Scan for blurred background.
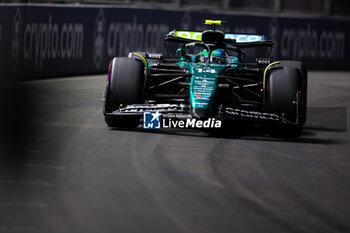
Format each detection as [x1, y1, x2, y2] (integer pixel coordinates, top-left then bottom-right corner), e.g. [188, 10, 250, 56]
[0, 0, 349, 81]
[1, 0, 350, 16]
[0, 1, 349, 233]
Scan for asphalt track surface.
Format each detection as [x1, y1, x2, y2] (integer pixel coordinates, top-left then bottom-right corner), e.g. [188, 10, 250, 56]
[0, 71, 349, 233]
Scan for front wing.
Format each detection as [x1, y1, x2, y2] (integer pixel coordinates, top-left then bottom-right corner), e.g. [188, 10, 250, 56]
[104, 103, 299, 126]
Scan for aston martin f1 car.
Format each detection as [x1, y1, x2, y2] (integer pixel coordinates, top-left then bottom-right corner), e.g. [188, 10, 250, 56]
[103, 20, 307, 137]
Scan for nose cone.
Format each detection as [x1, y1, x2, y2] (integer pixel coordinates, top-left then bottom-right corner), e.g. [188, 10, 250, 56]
[191, 108, 208, 119]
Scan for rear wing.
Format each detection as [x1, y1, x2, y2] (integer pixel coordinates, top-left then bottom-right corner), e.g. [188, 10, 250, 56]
[164, 30, 274, 48]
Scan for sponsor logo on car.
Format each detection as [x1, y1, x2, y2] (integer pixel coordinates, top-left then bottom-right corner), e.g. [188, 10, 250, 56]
[256, 58, 273, 65]
[225, 34, 264, 43]
[225, 107, 280, 121]
[175, 31, 265, 43]
[194, 94, 209, 99]
[146, 53, 163, 59]
[197, 68, 216, 73]
[176, 31, 202, 41]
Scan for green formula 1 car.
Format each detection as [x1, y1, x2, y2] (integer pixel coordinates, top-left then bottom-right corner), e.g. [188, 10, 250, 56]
[103, 20, 307, 137]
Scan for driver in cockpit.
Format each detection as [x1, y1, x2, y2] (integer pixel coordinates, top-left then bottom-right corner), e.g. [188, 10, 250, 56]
[199, 49, 227, 64]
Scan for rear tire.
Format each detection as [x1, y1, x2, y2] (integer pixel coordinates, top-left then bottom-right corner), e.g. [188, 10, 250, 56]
[104, 57, 145, 127]
[266, 61, 307, 137]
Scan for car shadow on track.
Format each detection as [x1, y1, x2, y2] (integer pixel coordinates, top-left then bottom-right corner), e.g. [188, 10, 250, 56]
[108, 123, 342, 145]
[108, 107, 347, 145]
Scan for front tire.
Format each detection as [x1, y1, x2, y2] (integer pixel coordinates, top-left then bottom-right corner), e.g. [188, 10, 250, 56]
[265, 61, 307, 137]
[104, 57, 145, 127]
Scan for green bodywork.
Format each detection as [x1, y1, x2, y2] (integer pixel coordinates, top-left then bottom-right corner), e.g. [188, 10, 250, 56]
[162, 29, 258, 111]
[174, 43, 242, 110]
[188, 63, 226, 109]
[177, 60, 239, 110]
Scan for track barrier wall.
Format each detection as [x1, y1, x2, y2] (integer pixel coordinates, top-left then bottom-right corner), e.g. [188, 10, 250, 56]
[0, 5, 349, 79]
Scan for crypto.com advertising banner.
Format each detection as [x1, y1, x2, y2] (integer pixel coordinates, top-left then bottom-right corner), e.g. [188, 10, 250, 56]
[0, 5, 349, 80]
